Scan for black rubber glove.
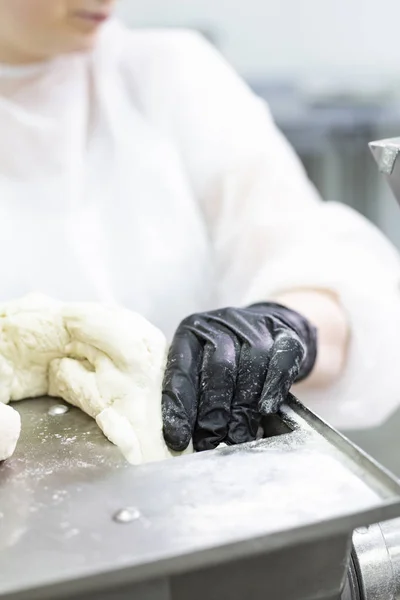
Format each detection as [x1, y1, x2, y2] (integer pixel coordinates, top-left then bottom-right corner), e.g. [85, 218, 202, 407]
[162, 303, 317, 453]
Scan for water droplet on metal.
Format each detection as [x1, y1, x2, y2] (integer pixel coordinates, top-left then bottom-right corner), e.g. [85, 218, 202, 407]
[48, 405, 69, 416]
[113, 507, 141, 523]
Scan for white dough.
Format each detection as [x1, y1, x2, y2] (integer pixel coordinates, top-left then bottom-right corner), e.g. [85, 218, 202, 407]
[0, 402, 21, 461]
[0, 294, 193, 464]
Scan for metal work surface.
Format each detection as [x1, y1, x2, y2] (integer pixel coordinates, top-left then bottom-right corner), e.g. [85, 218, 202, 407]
[1, 397, 400, 600]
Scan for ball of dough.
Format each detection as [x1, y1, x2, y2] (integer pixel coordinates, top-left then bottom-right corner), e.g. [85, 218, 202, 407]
[0, 294, 193, 464]
[0, 402, 21, 461]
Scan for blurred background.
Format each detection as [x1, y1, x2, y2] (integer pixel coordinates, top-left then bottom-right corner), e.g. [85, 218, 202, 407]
[117, 0, 400, 250]
[115, 0, 400, 471]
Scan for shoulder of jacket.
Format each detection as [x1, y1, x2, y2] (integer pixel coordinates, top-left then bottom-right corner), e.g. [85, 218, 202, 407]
[122, 26, 208, 56]
[96, 22, 216, 101]
[98, 20, 208, 62]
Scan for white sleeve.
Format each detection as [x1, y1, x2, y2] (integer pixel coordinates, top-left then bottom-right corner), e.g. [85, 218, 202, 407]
[125, 29, 400, 429]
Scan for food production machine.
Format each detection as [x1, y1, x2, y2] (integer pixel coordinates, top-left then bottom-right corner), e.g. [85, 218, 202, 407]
[0, 395, 399, 600]
[1, 139, 400, 600]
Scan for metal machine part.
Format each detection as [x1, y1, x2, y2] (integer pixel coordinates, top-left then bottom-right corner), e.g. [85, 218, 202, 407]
[2, 397, 400, 600]
[370, 137, 400, 204]
[349, 519, 400, 600]
[341, 558, 360, 600]
[340, 137, 400, 600]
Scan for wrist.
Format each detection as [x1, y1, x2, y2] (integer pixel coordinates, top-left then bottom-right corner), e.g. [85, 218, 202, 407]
[271, 288, 350, 389]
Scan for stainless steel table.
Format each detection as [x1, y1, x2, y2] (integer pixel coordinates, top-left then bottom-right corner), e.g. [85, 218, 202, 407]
[1, 396, 400, 600]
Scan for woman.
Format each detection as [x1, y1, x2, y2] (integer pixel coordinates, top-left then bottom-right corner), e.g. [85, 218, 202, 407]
[0, 0, 399, 452]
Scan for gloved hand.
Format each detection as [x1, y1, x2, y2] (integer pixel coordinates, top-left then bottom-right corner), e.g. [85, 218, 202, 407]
[162, 303, 317, 452]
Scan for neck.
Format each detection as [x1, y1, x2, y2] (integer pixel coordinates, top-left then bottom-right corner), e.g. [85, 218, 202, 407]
[0, 41, 45, 66]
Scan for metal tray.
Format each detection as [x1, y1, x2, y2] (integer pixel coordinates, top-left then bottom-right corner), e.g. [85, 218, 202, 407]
[1, 395, 400, 600]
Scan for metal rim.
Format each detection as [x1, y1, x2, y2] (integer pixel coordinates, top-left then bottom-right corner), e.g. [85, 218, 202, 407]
[352, 524, 395, 600]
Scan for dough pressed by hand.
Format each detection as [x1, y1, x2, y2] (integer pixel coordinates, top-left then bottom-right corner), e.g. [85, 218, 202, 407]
[0, 294, 192, 464]
[0, 402, 21, 461]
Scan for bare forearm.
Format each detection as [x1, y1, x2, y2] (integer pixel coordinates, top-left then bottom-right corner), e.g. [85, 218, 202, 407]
[272, 289, 350, 389]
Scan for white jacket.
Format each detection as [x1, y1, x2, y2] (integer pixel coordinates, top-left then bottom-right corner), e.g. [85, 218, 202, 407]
[0, 20, 399, 430]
